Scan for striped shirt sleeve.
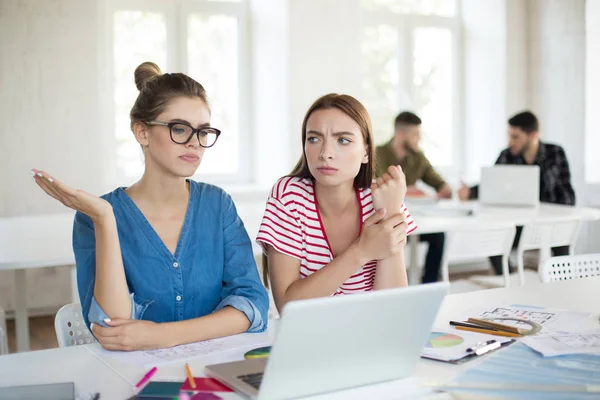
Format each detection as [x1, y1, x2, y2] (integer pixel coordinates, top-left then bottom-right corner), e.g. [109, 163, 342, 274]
[256, 196, 303, 260]
[402, 203, 418, 235]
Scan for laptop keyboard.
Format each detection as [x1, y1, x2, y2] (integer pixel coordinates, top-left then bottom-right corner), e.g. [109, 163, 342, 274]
[238, 372, 263, 390]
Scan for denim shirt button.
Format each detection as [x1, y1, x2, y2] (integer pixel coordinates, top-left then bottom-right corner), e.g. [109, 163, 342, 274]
[173, 262, 179, 268]
[176, 295, 182, 301]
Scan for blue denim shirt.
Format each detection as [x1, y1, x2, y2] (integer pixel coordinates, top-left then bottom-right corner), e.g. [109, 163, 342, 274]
[73, 180, 268, 334]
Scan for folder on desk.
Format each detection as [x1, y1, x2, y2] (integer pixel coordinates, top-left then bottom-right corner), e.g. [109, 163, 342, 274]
[440, 343, 600, 399]
[421, 329, 514, 364]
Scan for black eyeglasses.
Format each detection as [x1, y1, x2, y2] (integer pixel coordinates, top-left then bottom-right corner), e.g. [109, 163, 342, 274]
[145, 120, 221, 148]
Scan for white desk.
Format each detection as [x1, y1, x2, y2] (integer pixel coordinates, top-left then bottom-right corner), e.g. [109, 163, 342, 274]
[1, 277, 598, 399]
[0, 213, 76, 352]
[405, 201, 600, 284]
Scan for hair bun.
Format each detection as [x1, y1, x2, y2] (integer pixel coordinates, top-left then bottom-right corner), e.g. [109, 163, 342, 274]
[134, 62, 162, 91]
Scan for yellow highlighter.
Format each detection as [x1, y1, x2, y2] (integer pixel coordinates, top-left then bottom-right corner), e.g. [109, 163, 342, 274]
[185, 363, 196, 389]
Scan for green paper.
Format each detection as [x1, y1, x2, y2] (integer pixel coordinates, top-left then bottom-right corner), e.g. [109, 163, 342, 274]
[138, 381, 184, 397]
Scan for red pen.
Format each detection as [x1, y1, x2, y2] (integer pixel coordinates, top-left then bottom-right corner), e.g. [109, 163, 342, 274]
[135, 366, 158, 391]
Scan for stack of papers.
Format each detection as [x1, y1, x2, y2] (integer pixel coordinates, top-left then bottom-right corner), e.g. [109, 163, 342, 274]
[457, 304, 600, 359]
[521, 331, 600, 357]
[471, 305, 591, 336]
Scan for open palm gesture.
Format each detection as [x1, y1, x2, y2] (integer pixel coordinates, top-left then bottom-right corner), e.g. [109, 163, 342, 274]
[32, 169, 113, 222]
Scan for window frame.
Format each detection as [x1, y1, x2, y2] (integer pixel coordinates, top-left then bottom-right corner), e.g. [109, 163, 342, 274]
[360, 3, 463, 179]
[100, 0, 252, 188]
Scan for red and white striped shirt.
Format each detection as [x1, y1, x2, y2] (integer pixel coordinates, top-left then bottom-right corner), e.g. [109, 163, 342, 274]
[256, 176, 417, 295]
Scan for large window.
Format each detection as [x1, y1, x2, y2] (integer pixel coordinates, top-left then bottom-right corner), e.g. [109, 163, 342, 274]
[106, 0, 250, 185]
[360, 0, 460, 170]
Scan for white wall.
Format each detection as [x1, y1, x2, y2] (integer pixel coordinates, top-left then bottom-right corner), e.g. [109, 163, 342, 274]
[0, 0, 103, 314]
[288, 0, 363, 164]
[585, 0, 600, 252]
[461, 0, 510, 183]
[250, 0, 292, 187]
[526, 0, 596, 253]
[528, 0, 586, 198]
[505, 0, 529, 114]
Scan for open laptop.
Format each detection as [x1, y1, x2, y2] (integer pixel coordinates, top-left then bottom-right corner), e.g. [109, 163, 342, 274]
[205, 282, 449, 400]
[480, 165, 540, 207]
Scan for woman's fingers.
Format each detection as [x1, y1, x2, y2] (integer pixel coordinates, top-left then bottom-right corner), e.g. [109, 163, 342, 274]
[382, 213, 405, 230]
[32, 169, 86, 210]
[388, 165, 402, 180]
[364, 208, 386, 228]
[49, 176, 80, 198]
[99, 342, 128, 351]
[91, 323, 121, 338]
[393, 222, 408, 239]
[33, 173, 67, 204]
[34, 170, 77, 198]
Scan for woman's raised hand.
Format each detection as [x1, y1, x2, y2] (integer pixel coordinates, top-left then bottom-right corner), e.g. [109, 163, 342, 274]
[31, 169, 113, 222]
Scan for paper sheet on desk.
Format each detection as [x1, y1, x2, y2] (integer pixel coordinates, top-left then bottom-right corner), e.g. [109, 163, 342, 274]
[470, 305, 590, 336]
[421, 328, 513, 363]
[521, 330, 600, 357]
[93, 334, 272, 368]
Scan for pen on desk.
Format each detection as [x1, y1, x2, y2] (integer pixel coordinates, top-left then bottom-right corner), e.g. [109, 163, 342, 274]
[467, 318, 522, 334]
[455, 326, 521, 338]
[466, 339, 496, 352]
[185, 363, 197, 389]
[450, 321, 502, 331]
[134, 366, 157, 391]
[466, 340, 501, 355]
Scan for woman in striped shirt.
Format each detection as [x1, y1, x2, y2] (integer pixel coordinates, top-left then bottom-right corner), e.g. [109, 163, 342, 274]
[257, 93, 417, 312]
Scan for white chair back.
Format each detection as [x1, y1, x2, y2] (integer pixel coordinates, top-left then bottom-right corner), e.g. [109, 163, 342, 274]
[539, 253, 600, 283]
[54, 303, 97, 347]
[516, 219, 580, 285]
[442, 225, 517, 287]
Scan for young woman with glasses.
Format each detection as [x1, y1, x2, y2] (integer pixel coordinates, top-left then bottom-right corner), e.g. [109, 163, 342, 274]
[32, 62, 268, 351]
[256, 94, 417, 313]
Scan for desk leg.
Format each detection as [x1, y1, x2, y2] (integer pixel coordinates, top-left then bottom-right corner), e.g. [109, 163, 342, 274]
[14, 269, 30, 352]
[409, 235, 420, 285]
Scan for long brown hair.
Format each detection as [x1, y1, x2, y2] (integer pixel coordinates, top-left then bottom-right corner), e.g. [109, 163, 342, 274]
[262, 94, 378, 288]
[129, 61, 209, 130]
[288, 93, 377, 189]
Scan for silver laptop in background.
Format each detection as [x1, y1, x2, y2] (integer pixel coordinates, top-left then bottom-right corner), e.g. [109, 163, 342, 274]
[205, 282, 449, 400]
[480, 165, 540, 207]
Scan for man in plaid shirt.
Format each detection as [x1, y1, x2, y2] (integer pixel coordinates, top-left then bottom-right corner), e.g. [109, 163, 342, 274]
[458, 111, 576, 275]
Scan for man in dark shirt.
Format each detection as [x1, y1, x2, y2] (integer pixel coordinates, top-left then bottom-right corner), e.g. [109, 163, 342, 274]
[376, 112, 452, 283]
[458, 111, 576, 274]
